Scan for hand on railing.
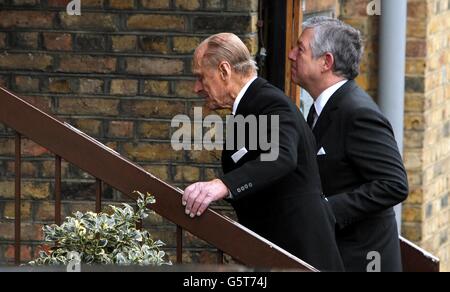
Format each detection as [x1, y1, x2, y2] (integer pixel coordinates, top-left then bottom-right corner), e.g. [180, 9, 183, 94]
[182, 179, 229, 218]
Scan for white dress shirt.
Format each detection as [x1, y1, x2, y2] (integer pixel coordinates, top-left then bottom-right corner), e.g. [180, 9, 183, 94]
[232, 76, 258, 115]
[310, 80, 348, 128]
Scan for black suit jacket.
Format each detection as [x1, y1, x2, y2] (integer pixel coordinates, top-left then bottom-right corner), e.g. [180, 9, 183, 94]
[220, 78, 344, 271]
[311, 80, 409, 272]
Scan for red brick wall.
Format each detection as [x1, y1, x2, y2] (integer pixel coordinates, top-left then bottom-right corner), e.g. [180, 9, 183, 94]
[0, 0, 257, 265]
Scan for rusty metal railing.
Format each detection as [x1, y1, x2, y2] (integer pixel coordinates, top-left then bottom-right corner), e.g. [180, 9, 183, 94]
[0, 87, 317, 271]
[401, 237, 440, 272]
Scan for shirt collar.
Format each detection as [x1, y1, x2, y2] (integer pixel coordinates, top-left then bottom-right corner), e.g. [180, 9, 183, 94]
[232, 76, 258, 115]
[314, 79, 348, 117]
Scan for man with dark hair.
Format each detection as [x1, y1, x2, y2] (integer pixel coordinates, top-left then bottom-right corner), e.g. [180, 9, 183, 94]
[289, 17, 409, 272]
[182, 33, 344, 271]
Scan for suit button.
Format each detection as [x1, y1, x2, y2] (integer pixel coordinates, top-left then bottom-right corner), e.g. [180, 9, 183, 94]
[237, 189, 241, 193]
[249, 183, 253, 188]
[244, 184, 249, 189]
[241, 187, 245, 192]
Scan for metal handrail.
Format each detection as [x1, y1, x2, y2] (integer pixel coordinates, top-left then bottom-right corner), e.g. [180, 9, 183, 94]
[0, 87, 316, 271]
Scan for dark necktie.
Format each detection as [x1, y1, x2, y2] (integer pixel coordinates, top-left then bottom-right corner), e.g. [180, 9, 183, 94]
[307, 105, 317, 129]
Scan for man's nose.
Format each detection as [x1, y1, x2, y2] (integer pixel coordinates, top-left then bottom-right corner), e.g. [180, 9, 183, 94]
[194, 80, 203, 93]
[288, 49, 296, 61]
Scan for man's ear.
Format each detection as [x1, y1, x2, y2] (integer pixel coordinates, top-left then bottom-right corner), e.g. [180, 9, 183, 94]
[219, 62, 231, 80]
[322, 53, 335, 72]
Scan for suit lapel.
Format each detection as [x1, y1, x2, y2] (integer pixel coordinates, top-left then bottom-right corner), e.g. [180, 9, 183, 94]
[313, 80, 356, 146]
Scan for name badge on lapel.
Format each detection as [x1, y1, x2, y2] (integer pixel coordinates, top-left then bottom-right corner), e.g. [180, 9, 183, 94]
[232, 147, 249, 163]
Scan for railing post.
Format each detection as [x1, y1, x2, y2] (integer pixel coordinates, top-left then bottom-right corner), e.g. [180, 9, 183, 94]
[95, 179, 102, 213]
[14, 132, 21, 265]
[177, 225, 183, 264]
[55, 156, 62, 225]
[217, 250, 224, 265]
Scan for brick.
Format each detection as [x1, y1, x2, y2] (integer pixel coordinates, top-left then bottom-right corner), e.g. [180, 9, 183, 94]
[143, 80, 170, 96]
[63, 202, 96, 218]
[12, 0, 39, 5]
[0, 223, 14, 241]
[5, 244, 33, 262]
[193, 15, 256, 34]
[59, 12, 119, 31]
[48, 78, 73, 93]
[0, 181, 14, 199]
[125, 57, 184, 75]
[22, 139, 50, 157]
[403, 204, 423, 222]
[0, 75, 8, 88]
[75, 34, 106, 51]
[21, 96, 52, 113]
[139, 36, 168, 53]
[111, 35, 137, 52]
[43, 33, 72, 51]
[402, 222, 422, 242]
[174, 165, 200, 183]
[121, 99, 185, 119]
[173, 36, 201, 54]
[227, 0, 258, 12]
[108, 121, 134, 138]
[127, 14, 186, 31]
[79, 79, 104, 94]
[187, 150, 221, 164]
[80, 0, 104, 7]
[407, 40, 427, 58]
[175, 0, 201, 10]
[0, 32, 6, 48]
[183, 231, 211, 248]
[3, 201, 32, 221]
[0, 11, 54, 28]
[404, 130, 424, 148]
[58, 98, 119, 115]
[6, 161, 38, 178]
[123, 143, 183, 161]
[15, 32, 39, 49]
[35, 202, 55, 221]
[404, 149, 423, 169]
[406, 76, 425, 93]
[22, 223, 45, 241]
[340, 0, 370, 17]
[138, 122, 171, 140]
[110, 0, 134, 9]
[406, 59, 426, 75]
[407, 19, 427, 39]
[58, 55, 116, 73]
[47, 0, 68, 6]
[142, 165, 169, 181]
[110, 79, 138, 96]
[407, 1, 428, 19]
[140, 0, 170, 9]
[23, 182, 50, 200]
[205, 168, 220, 181]
[0, 53, 53, 71]
[74, 119, 103, 136]
[205, 0, 223, 10]
[174, 80, 197, 98]
[42, 160, 69, 178]
[243, 36, 259, 56]
[14, 76, 39, 92]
